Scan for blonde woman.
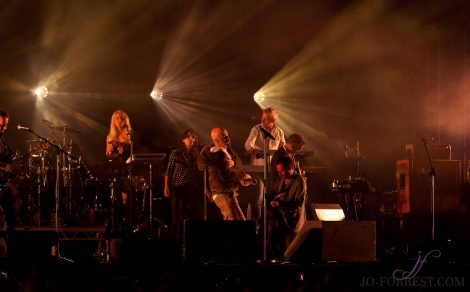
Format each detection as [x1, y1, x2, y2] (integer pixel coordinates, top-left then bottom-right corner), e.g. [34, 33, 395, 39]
[106, 110, 132, 159]
[105, 110, 133, 222]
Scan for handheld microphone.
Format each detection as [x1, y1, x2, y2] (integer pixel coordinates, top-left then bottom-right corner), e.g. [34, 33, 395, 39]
[17, 125, 31, 131]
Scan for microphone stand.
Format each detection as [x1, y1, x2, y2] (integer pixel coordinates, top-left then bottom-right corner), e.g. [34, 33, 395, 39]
[420, 137, 442, 240]
[23, 127, 76, 262]
[259, 127, 274, 262]
[203, 168, 207, 220]
[128, 130, 134, 228]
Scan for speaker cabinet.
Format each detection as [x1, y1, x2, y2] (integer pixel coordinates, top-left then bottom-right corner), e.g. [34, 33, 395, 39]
[396, 159, 461, 213]
[284, 221, 322, 263]
[322, 221, 376, 262]
[284, 221, 376, 263]
[9, 231, 58, 261]
[119, 238, 180, 265]
[184, 220, 256, 263]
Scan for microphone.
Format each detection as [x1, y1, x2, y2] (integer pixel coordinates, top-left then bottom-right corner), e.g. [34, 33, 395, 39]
[259, 126, 275, 140]
[17, 125, 31, 131]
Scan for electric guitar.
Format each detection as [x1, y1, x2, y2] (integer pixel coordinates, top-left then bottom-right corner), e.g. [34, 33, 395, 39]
[0, 142, 49, 187]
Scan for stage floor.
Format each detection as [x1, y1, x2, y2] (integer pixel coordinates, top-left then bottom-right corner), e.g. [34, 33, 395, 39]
[2, 217, 470, 291]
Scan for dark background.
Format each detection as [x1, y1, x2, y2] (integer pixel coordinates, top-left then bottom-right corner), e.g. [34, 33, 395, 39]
[1, 0, 469, 192]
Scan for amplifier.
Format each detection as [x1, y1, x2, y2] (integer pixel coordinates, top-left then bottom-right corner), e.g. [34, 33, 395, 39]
[406, 144, 451, 160]
[396, 159, 461, 213]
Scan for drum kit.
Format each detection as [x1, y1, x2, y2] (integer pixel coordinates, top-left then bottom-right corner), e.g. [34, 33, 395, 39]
[16, 122, 85, 226]
[16, 121, 167, 232]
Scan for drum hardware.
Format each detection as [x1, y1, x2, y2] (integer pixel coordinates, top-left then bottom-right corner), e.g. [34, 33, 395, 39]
[127, 153, 166, 234]
[52, 124, 81, 134]
[48, 122, 82, 223]
[18, 126, 78, 232]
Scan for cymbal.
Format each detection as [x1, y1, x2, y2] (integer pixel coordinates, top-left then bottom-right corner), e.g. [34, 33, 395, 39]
[25, 139, 44, 143]
[25, 138, 57, 144]
[52, 124, 81, 134]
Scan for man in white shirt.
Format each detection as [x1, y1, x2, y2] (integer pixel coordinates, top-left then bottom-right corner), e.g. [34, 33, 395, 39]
[244, 107, 285, 228]
[244, 107, 285, 166]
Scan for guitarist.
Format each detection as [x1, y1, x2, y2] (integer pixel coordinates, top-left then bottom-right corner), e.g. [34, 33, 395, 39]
[0, 110, 16, 252]
[268, 156, 307, 261]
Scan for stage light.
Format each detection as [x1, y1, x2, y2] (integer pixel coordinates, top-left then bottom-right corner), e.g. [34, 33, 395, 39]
[35, 86, 49, 99]
[150, 89, 163, 100]
[254, 92, 265, 103]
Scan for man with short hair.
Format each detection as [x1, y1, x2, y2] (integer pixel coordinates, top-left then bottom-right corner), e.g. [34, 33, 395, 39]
[268, 156, 307, 260]
[244, 107, 285, 226]
[269, 133, 306, 192]
[198, 128, 246, 220]
[0, 110, 17, 255]
[244, 107, 285, 166]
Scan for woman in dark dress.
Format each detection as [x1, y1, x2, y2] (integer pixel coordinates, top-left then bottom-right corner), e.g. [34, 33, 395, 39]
[105, 110, 133, 227]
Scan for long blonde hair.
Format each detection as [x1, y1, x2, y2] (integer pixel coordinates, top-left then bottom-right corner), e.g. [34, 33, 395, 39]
[107, 110, 132, 142]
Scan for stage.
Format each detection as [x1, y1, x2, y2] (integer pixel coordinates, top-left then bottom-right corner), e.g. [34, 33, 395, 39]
[2, 213, 470, 291]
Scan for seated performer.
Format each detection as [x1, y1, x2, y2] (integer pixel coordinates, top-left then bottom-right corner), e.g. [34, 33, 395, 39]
[163, 129, 202, 239]
[268, 156, 307, 260]
[198, 128, 246, 220]
[270, 133, 306, 191]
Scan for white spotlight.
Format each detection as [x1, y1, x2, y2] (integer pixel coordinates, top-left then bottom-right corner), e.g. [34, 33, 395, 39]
[150, 89, 163, 100]
[35, 86, 48, 99]
[254, 92, 265, 103]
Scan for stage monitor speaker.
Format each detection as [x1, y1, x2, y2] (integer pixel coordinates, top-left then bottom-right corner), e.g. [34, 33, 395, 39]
[284, 221, 376, 263]
[396, 159, 461, 213]
[322, 221, 376, 262]
[284, 221, 322, 263]
[184, 220, 256, 263]
[9, 231, 58, 261]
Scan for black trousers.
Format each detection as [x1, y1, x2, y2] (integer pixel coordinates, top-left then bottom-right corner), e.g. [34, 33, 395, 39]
[267, 211, 295, 260]
[171, 184, 202, 239]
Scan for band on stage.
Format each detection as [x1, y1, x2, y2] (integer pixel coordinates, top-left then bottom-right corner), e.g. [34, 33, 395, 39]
[0, 107, 314, 261]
